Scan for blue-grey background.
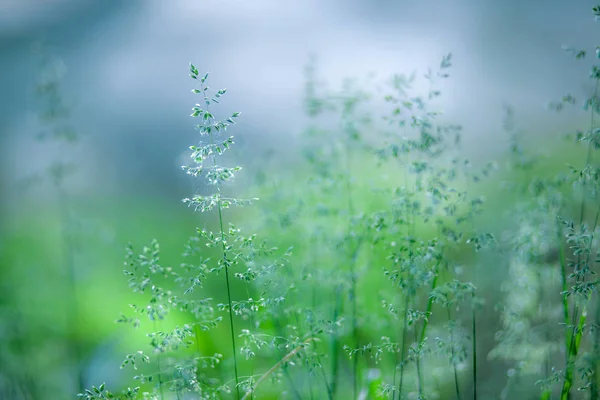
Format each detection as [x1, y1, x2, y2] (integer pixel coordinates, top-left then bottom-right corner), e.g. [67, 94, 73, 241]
[1, 0, 597, 203]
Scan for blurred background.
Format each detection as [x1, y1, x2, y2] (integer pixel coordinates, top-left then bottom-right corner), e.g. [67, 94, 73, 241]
[1, 0, 600, 399]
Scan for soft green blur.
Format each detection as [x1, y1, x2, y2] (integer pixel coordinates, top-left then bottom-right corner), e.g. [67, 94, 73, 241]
[0, 130, 591, 398]
[2, 2, 600, 398]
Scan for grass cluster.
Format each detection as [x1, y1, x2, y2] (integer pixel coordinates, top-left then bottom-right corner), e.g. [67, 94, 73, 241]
[3, 5, 600, 400]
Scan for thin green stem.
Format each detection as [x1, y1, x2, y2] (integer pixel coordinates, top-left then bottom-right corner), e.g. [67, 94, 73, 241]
[274, 320, 302, 400]
[405, 263, 438, 399]
[471, 292, 477, 400]
[391, 355, 398, 400]
[201, 82, 241, 399]
[561, 307, 587, 400]
[350, 245, 361, 399]
[218, 202, 240, 399]
[308, 255, 333, 400]
[561, 208, 600, 399]
[557, 220, 570, 357]
[414, 327, 423, 397]
[397, 295, 410, 399]
[345, 131, 360, 399]
[589, 209, 600, 400]
[317, 353, 334, 400]
[204, 101, 241, 397]
[561, 78, 599, 400]
[194, 323, 203, 358]
[591, 298, 600, 400]
[464, 172, 478, 400]
[447, 306, 461, 400]
[241, 338, 316, 400]
[245, 286, 257, 400]
[539, 270, 553, 400]
[419, 265, 439, 344]
[329, 284, 342, 398]
[154, 321, 165, 400]
[278, 348, 303, 400]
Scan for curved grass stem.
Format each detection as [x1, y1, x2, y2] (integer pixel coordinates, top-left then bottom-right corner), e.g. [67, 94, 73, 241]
[241, 338, 316, 400]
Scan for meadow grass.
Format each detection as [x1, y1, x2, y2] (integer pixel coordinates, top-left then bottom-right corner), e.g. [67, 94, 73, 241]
[80, 21, 600, 397]
[3, 5, 600, 400]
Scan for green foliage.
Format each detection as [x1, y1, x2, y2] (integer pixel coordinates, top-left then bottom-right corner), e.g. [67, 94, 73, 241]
[5, 5, 600, 400]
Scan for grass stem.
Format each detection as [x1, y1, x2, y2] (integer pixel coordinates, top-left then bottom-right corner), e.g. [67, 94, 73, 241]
[218, 202, 240, 399]
[329, 284, 343, 398]
[471, 292, 477, 400]
[560, 78, 599, 399]
[241, 338, 316, 400]
[447, 306, 461, 400]
[397, 295, 410, 398]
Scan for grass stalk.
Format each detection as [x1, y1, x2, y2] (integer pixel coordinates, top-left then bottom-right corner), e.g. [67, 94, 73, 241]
[153, 321, 165, 400]
[349, 244, 362, 399]
[241, 338, 316, 400]
[329, 284, 342, 398]
[199, 79, 241, 398]
[414, 328, 423, 397]
[540, 270, 553, 400]
[392, 354, 398, 400]
[413, 263, 440, 398]
[561, 206, 600, 399]
[471, 292, 477, 400]
[561, 306, 587, 400]
[464, 179, 478, 400]
[560, 78, 599, 400]
[397, 295, 410, 398]
[447, 306, 461, 400]
[344, 131, 361, 399]
[308, 266, 334, 400]
[351, 270, 359, 399]
[556, 220, 570, 357]
[217, 202, 240, 399]
[274, 319, 303, 400]
[317, 353, 334, 400]
[591, 299, 600, 400]
[419, 266, 439, 344]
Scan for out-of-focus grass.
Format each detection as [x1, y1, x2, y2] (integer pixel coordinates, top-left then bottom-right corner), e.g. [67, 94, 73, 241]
[0, 130, 591, 398]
